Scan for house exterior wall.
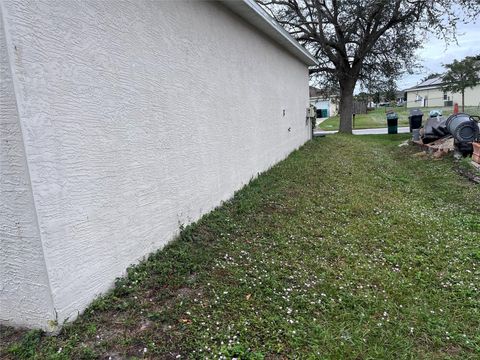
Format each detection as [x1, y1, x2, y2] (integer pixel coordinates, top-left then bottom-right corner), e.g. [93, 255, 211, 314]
[0, 5, 56, 330]
[313, 100, 330, 117]
[0, 0, 311, 330]
[310, 98, 339, 117]
[406, 85, 480, 108]
[406, 88, 444, 108]
[453, 85, 480, 108]
[329, 101, 339, 117]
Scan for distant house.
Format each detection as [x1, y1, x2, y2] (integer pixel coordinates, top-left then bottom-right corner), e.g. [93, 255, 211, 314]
[405, 76, 480, 108]
[309, 86, 339, 118]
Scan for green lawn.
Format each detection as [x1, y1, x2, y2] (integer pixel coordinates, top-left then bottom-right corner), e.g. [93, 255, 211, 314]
[2, 135, 479, 359]
[318, 106, 480, 131]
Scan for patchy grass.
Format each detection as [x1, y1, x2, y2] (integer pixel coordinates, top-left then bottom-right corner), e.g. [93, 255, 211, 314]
[1, 134, 479, 359]
[318, 106, 480, 130]
[455, 156, 480, 184]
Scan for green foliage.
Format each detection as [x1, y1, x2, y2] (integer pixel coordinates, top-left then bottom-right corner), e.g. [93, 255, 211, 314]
[354, 91, 370, 102]
[422, 72, 442, 82]
[77, 347, 97, 360]
[219, 344, 264, 359]
[384, 86, 397, 102]
[7, 330, 42, 359]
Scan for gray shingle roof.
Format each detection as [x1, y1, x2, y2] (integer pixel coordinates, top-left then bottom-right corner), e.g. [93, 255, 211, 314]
[407, 76, 444, 91]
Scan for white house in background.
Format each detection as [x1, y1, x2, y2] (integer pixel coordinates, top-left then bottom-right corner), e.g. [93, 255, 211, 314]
[0, 0, 317, 330]
[309, 87, 339, 118]
[405, 76, 480, 108]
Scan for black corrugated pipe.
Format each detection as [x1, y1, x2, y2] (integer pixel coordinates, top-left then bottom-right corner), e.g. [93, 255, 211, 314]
[445, 113, 480, 143]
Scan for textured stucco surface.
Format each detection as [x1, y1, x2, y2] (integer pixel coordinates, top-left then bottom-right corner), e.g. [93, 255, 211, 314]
[1, 0, 310, 329]
[0, 5, 56, 330]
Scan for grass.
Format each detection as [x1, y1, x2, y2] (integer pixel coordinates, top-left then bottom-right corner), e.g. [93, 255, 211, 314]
[1, 134, 479, 359]
[318, 106, 480, 131]
[456, 156, 480, 183]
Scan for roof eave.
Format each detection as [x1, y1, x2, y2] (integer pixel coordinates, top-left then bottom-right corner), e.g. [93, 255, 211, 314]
[220, 0, 318, 66]
[406, 84, 444, 92]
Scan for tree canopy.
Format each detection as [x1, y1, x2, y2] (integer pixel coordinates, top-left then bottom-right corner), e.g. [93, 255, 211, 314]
[421, 73, 442, 82]
[258, 0, 480, 133]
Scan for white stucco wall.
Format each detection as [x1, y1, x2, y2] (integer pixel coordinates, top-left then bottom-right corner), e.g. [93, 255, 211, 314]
[0, 6, 56, 330]
[0, 0, 310, 330]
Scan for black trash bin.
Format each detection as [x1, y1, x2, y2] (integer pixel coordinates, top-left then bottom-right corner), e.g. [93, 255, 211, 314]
[409, 109, 423, 132]
[387, 112, 398, 134]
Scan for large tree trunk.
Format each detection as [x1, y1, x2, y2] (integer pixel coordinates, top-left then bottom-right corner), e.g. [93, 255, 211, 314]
[462, 89, 465, 112]
[339, 79, 355, 134]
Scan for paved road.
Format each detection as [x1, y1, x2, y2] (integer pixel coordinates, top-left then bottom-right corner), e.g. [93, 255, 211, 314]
[314, 126, 410, 136]
[315, 117, 329, 125]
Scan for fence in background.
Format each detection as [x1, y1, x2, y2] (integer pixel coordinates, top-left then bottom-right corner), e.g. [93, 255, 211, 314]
[353, 101, 367, 114]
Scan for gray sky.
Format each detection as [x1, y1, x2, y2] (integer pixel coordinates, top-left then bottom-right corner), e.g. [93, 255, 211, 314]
[398, 19, 480, 90]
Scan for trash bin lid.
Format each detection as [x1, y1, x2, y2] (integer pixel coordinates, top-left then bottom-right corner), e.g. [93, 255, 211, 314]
[409, 109, 423, 116]
[387, 112, 398, 120]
